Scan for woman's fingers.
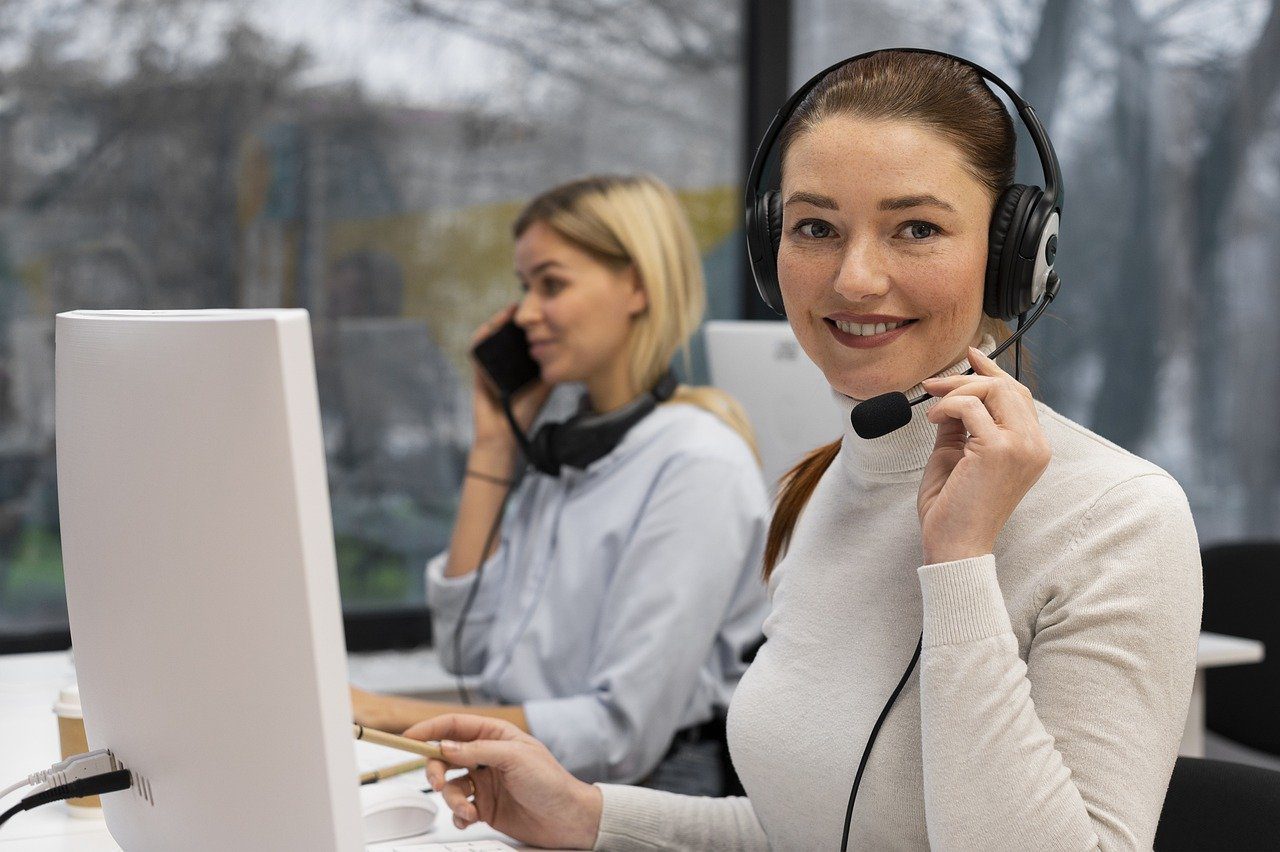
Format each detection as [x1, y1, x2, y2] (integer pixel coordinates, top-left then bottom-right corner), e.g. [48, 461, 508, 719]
[440, 773, 480, 823]
[926, 394, 998, 439]
[968, 345, 1018, 379]
[470, 302, 519, 348]
[425, 757, 449, 791]
[924, 376, 1034, 427]
[404, 712, 524, 746]
[923, 347, 1036, 428]
[438, 737, 528, 772]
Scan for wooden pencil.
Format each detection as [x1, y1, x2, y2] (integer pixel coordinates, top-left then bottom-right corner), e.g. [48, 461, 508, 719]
[359, 757, 428, 785]
[352, 724, 445, 761]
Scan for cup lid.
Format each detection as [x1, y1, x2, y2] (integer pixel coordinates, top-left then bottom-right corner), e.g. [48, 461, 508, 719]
[53, 682, 82, 717]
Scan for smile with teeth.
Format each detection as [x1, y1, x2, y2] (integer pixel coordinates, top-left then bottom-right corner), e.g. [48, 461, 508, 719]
[832, 319, 916, 336]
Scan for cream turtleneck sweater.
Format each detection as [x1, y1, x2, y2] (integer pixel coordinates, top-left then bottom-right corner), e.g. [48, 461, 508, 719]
[592, 350, 1202, 851]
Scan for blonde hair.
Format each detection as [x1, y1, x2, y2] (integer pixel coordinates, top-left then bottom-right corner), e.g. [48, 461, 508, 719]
[514, 174, 759, 460]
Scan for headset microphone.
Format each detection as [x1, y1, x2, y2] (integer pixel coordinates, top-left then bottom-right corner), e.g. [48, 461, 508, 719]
[849, 271, 1060, 439]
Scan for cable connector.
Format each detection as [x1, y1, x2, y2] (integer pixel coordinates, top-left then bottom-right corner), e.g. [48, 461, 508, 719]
[32, 749, 122, 794]
[0, 768, 132, 829]
[0, 749, 121, 804]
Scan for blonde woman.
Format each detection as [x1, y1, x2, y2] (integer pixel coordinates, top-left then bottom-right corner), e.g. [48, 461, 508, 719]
[352, 175, 769, 793]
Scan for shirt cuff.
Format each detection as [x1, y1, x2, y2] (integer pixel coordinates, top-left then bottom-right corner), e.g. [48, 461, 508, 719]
[917, 554, 1013, 648]
[425, 551, 502, 617]
[593, 784, 677, 851]
[524, 694, 608, 782]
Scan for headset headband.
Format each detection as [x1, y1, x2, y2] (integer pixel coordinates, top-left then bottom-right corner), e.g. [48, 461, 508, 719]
[744, 47, 1063, 233]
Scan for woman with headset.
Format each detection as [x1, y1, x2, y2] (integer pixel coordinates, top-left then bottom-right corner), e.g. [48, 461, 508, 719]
[400, 50, 1202, 850]
[351, 174, 770, 794]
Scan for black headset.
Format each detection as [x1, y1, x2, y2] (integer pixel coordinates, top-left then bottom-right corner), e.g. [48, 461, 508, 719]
[745, 47, 1063, 325]
[504, 372, 678, 477]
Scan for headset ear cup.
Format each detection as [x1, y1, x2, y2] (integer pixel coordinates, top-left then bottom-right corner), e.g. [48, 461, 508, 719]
[984, 184, 1030, 320]
[751, 190, 786, 315]
[766, 190, 783, 258]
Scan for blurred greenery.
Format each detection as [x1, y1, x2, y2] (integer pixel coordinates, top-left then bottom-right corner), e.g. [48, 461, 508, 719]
[0, 524, 425, 626]
[0, 526, 66, 626]
[334, 533, 419, 606]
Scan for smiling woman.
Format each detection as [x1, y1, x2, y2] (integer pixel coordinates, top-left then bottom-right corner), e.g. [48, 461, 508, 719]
[390, 50, 1202, 852]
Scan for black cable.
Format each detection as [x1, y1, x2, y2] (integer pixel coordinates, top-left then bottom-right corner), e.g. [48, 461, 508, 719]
[840, 633, 923, 852]
[452, 493, 512, 705]
[0, 769, 132, 829]
[1015, 310, 1026, 382]
[452, 406, 524, 705]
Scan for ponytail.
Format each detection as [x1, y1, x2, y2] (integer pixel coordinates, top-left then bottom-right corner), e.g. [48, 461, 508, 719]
[763, 439, 841, 581]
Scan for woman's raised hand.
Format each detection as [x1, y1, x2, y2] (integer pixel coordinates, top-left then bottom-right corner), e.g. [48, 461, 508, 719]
[470, 304, 552, 450]
[404, 713, 602, 850]
[916, 346, 1051, 565]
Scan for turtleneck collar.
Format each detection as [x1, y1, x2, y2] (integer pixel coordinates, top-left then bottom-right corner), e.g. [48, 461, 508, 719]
[835, 335, 996, 478]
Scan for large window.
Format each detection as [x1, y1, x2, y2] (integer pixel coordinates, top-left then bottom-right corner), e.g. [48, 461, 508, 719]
[792, 0, 1280, 543]
[0, 0, 746, 649]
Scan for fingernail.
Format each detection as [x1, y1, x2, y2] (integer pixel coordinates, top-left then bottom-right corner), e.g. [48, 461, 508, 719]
[441, 739, 457, 752]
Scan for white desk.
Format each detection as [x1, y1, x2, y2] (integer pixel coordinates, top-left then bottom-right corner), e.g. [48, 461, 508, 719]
[0, 650, 510, 850]
[0, 634, 1265, 848]
[1182, 632, 1265, 757]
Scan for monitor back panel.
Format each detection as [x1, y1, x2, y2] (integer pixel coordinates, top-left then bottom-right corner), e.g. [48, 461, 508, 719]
[705, 320, 842, 490]
[55, 309, 362, 852]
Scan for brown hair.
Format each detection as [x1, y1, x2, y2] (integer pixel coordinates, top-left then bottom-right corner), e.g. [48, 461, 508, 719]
[763, 50, 1018, 580]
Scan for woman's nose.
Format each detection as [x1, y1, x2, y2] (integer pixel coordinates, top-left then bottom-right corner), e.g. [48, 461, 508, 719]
[513, 291, 541, 328]
[833, 239, 891, 302]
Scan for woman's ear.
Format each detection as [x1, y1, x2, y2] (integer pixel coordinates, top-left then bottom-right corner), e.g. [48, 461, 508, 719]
[624, 265, 648, 317]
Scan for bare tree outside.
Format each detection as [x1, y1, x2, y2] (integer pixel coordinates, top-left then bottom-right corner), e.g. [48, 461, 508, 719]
[0, 0, 744, 635]
[793, 0, 1280, 544]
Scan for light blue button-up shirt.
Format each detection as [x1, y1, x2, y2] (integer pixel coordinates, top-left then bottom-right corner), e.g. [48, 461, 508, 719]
[426, 400, 770, 784]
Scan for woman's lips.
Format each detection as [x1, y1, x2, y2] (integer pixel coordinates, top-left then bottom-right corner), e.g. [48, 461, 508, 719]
[528, 340, 554, 359]
[824, 317, 917, 349]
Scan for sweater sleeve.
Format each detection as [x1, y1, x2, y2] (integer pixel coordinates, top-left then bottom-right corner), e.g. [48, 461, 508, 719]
[593, 785, 769, 851]
[916, 473, 1202, 851]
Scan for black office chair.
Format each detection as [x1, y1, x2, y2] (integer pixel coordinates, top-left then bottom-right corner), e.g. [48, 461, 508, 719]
[1154, 756, 1280, 850]
[1201, 541, 1280, 754]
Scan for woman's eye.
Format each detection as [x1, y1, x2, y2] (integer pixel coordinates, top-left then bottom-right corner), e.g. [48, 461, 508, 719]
[901, 222, 939, 241]
[541, 277, 566, 296]
[796, 220, 835, 239]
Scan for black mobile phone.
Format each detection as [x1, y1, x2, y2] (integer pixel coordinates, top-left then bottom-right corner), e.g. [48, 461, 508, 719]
[471, 319, 541, 398]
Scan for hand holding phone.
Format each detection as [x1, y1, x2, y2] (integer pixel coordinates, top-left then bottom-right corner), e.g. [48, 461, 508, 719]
[468, 306, 551, 448]
[472, 319, 541, 400]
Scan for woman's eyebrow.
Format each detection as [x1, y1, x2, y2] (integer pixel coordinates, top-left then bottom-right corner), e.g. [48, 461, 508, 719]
[517, 260, 568, 278]
[878, 194, 956, 212]
[783, 190, 840, 210]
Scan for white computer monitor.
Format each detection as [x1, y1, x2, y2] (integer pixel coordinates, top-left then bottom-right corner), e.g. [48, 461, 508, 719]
[55, 310, 362, 851]
[704, 320, 844, 490]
